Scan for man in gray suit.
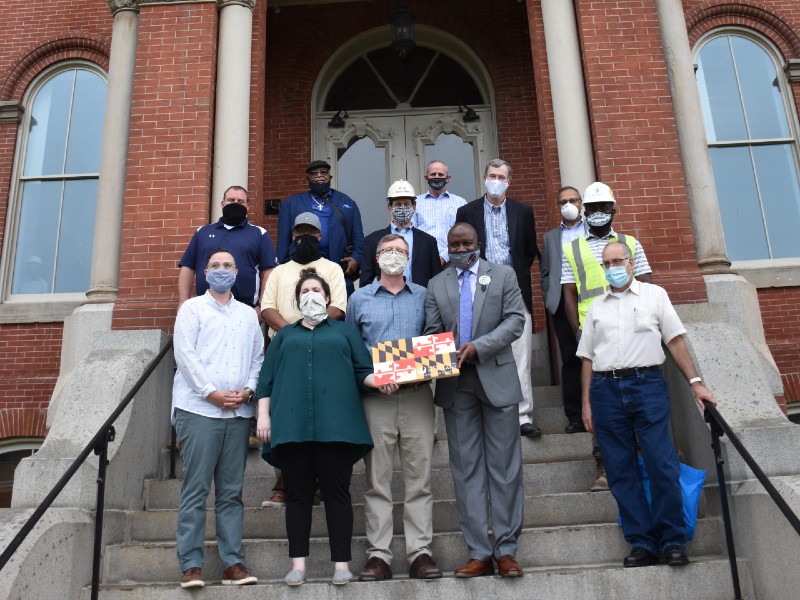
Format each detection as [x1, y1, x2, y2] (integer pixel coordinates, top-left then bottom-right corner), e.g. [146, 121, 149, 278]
[424, 223, 525, 578]
[540, 186, 586, 433]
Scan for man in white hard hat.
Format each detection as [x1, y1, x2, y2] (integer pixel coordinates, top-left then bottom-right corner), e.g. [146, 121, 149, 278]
[560, 181, 653, 492]
[359, 180, 442, 288]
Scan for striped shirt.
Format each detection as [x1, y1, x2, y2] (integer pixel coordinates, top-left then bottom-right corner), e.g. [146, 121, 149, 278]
[413, 190, 467, 260]
[483, 197, 512, 267]
[560, 227, 652, 284]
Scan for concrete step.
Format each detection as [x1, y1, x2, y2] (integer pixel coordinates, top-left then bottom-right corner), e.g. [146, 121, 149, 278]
[129, 490, 623, 542]
[103, 517, 723, 583]
[158, 431, 595, 480]
[88, 557, 750, 600]
[145, 459, 599, 510]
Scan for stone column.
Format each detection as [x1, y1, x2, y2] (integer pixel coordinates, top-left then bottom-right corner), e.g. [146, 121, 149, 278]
[85, 0, 140, 303]
[654, 0, 732, 274]
[540, 0, 596, 192]
[211, 0, 256, 221]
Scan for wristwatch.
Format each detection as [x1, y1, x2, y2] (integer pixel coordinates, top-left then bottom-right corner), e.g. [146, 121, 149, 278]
[244, 387, 255, 401]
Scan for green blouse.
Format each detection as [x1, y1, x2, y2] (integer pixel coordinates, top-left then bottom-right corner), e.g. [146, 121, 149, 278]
[257, 318, 374, 465]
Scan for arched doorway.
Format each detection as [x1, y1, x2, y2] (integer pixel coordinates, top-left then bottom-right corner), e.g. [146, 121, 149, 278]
[312, 26, 497, 235]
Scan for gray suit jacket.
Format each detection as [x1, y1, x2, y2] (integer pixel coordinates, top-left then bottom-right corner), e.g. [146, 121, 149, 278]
[424, 259, 525, 408]
[540, 225, 565, 315]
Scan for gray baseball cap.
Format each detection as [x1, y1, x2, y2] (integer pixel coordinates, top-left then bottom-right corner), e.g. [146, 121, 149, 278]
[293, 212, 322, 231]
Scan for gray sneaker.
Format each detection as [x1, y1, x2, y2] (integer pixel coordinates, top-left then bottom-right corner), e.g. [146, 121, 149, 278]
[284, 569, 305, 586]
[332, 569, 352, 585]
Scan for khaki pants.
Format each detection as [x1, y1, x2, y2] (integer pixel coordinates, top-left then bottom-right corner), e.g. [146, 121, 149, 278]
[362, 383, 435, 564]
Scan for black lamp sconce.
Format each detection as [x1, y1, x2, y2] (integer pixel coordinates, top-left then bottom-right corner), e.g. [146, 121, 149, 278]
[328, 110, 348, 128]
[459, 104, 480, 122]
[390, 6, 415, 57]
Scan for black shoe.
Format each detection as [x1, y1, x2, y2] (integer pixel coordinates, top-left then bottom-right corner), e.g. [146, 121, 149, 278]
[520, 423, 542, 438]
[565, 421, 586, 434]
[623, 547, 659, 568]
[663, 545, 689, 566]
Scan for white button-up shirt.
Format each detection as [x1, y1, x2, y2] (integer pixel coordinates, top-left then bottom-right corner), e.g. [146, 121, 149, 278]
[576, 279, 686, 372]
[413, 189, 467, 260]
[172, 291, 264, 423]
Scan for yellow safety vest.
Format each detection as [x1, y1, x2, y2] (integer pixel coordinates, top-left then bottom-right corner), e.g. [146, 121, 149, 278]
[563, 233, 637, 329]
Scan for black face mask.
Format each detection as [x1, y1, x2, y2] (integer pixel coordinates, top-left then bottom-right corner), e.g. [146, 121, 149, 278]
[427, 178, 447, 191]
[221, 202, 248, 226]
[293, 234, 321, 264]
[309, 181, 331, 197]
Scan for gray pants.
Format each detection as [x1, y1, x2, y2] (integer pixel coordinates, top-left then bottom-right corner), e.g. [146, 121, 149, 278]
[174, 409, 251, 571]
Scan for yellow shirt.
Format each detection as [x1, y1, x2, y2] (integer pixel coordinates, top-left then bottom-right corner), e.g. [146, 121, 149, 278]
[260, 258, 347, 338]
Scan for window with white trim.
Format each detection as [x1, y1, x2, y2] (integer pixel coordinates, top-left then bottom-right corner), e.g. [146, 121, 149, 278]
[6, 64, 106, 296]
[695, 31, 800, 261]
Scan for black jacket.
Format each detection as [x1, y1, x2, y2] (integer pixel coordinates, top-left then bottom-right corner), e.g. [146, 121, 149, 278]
[359, 226, 442, 288]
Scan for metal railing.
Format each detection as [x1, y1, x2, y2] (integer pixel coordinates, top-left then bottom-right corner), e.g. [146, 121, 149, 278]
[0, 339, 173, 600]
[703, 400, 800, 600]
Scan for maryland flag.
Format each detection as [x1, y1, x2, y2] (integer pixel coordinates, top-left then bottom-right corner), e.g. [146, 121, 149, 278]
[372, 333, 460, 385]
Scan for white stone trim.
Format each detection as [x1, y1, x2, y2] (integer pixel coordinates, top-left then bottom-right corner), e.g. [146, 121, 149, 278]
[108, 0, 139, 14]
[733, 258, 800, 289]
[0, 101, 23, 125]
[787, 59, 800, 83]
[0, 298, 84, 324]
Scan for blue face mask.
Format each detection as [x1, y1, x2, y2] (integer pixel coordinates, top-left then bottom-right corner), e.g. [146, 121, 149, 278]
[206, 269, 236, 293]
[605, 266, 631, 288]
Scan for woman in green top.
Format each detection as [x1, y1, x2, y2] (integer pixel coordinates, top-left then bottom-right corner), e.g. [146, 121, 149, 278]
[256, 268, 387, 586]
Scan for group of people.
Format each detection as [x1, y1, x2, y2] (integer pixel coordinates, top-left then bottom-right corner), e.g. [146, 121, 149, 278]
[170, 159, 716, 589]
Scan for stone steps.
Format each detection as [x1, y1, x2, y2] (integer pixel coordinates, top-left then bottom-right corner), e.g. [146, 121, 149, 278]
[103, 518, 723, 583]
[88, 558, 749, 600]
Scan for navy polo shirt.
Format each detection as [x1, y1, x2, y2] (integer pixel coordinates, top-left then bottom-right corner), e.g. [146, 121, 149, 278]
[179, 219, 278, 306]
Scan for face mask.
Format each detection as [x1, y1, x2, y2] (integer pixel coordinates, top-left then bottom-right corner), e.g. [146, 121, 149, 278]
[586, 210, 613, 228]
[450, 249, 480, 271]
[427, 177, 446, 191]
[299, 290, 328, 325]
[485, 179, 508, 199]
[309, 181, 330, 197]
[391, 206, 414, 227]
[293, 234, 321, 264]
[205, 269, 236, 293]
[605, 266, 631, 288]
[560, 202, 580, 222]
[378, 251, 408, 276]
[221, 202, 247, 226]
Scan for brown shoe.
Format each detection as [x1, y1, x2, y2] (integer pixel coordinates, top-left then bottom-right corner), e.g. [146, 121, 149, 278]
[497, 554, 523, 577]
[591, 446, 609, 492]
[409, 553, 442, 579]
[222, 563, 258, 586]
[454, 558, 494, 578]
[180, 567, 204, 589]
[358, 556, 392, 581]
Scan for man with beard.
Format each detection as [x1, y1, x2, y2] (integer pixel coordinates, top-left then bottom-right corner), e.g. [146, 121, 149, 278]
[277, 160, 364, 294]
[359, 180, 441, 288]
[560, 181, 652, 492]
[259, 211, 347, 507]
[179, 185, 278, 313]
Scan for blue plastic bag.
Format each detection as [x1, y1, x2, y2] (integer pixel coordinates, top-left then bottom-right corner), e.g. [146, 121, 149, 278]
[616, 458, 706, 541]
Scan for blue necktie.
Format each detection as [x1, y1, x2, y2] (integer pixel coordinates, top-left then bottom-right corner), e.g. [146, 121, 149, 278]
[459, 270, 473, 346]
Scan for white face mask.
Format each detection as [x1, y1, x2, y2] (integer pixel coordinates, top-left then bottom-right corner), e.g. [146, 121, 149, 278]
[378, 251, 408, 276]
[560, 202, 580, 221]
[485, 179, 508, 199]
[299, 290, 327, 325]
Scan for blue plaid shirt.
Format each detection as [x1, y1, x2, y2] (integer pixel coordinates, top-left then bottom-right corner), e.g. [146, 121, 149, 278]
[483, 197, 512, 266]
[346, 279, 427, 349]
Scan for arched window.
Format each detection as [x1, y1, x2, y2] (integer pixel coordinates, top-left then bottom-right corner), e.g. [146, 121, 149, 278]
[695, 32, 800, 261]
[5, 63, 106, 298]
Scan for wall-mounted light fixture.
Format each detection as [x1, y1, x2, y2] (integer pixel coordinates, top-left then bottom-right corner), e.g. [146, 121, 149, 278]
[459, 104, 480, 122]
[390, 7, 415, 57]
[328, 110, 348, 128]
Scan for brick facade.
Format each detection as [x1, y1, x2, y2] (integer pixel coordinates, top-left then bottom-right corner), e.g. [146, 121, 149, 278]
[0, 0, 798, 445]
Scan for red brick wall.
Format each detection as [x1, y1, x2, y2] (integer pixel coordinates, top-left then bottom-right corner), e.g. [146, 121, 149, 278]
[0, 0, 111, 440]
[111, 2, 220, 334]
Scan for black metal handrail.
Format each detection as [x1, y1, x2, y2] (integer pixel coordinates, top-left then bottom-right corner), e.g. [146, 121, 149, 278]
[703, 400, 800, 600]
[0, 338, 173, 600]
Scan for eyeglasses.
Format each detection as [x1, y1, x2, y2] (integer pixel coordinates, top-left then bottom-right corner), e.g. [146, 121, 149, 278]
[378, 249, 409, 258]
[601, 258, 630, 270]
[208, 262, 235, 270]
[308, 168, 330, 176]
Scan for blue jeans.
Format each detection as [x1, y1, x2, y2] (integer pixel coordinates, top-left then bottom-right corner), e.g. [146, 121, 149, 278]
[174, 409, 251, 571]
[590, 370, 684, 554]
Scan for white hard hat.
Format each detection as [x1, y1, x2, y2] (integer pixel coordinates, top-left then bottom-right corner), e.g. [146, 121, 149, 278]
[583, 182, 615, 205]
[387, 180, 416, 199]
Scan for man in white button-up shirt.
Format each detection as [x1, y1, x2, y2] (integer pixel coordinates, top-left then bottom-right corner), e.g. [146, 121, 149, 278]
[172, 249, 263, 589]
[577, 242, 715, 570]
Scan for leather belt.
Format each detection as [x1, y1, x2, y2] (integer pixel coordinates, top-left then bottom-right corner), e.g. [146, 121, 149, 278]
[596, 365, 661, 379]
[397, 382, 429, 392]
